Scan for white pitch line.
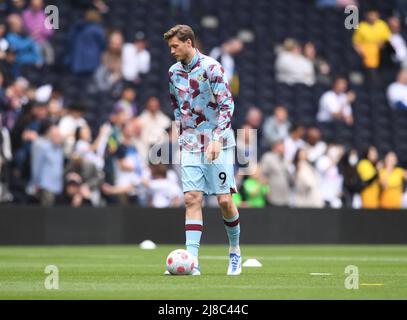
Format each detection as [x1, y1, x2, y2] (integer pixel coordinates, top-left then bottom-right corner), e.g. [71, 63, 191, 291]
[310, 273, 332, 276]
[201, 256, 407, 262]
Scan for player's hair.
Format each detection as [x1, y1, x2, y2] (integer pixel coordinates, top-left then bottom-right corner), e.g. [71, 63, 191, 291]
[163, 25, 195, 47]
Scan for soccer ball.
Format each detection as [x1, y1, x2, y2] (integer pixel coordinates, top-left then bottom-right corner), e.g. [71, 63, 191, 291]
[166, 249, 194, 275]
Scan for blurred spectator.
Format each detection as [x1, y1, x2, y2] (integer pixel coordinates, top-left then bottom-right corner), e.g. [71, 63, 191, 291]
[387, 69, 407, 111]
[357, 146, 380, 209]
[113, 85, 137, 120]
[144, 163, 182, 208]
[70, 0, 109, 13]
[243, 106, 263, 152]
[30, 124, 63, 206]
[236, 124, 257, 173]
[58, 102, 88, 157]
[260, 140, 291, 207]
[262, 105, 291, 150]
[244, 106, 263, 130]
[22, 0, 54, 65]
[67, 9, 106, 75]
[73, 125, 105, 171]
[315, 0, 337, 7]
[316, 0, 358, 7]
[122, 31, 151, 84]
[317, 77, 354, 125]
[379, 151, 407, 209]
[98, 107, 127, 184]
[352, 9, 391, 80]
[315, 144, 344, 208]
[0, 114, 12, 202]
[63, 152, 103, 207]
[139, 96, 171, 149]
[40, 84, 64, 123]
[0, 47, 17, 84]
[131, 116, 149, 165]
[93, 0, 109, 13]
[210, 38, 243, 95]
[292, 148, 324, 208]
[304, 127, 327, 165]
[235, 166, 269, 208]
[388, 16, 407, 69]
[0, 70, 5, 101]
[275, 38, 315, 86]
[284, 124, 305, 164]
[101, 121, 145, 205]
[170, 0, 191, 15]
[303, 41, 331, 85]
[94, 29, 123, 93]
[338, 149, 362, 208]
[11, 101, 48, 175]
[61, 176, 91, 207]
[6, 13, 43, 67]
[2, 77, 29, 131]
[0, 22, 9, 59]
[151, 124, 181, 181]
[7, 0, 26, 15]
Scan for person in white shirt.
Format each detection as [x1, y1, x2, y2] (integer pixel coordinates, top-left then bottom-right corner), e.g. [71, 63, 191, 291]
[139, 96, 171, 148]
[304, 127, 327, 165]
[388, 16, 407, 68]
[317, 77, 355, 125]
[284, 124, 305, 165]
[387, 68, 407, 110]
[58, 103, 88, 157]
[315, 144, 345, 208]
[209, 38, 244, 84]
[121, 31, 151, 83]
[145, 164, 183, 208]
[275, 38, 315, 86]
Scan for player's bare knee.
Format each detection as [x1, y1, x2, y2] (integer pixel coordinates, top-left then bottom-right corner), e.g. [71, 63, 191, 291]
[218, 195, 232, 211]
[184, 192, 202, 208]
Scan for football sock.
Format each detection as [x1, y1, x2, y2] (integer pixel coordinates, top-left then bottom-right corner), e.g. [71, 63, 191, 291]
[223, 213, 240, 255]
[185, 219, 203, 264]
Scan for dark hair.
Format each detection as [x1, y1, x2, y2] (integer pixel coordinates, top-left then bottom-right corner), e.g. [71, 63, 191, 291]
[360, 146, 377, 163]
[67, 102, 86, 113]
[293, 148, 309, 176]
[74, 126, 82, 142]
[163, 25, 195, 47]
[289, 123, 304, 134]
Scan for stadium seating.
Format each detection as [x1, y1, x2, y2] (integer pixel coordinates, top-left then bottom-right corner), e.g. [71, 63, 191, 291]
[32, 0, 406, 166]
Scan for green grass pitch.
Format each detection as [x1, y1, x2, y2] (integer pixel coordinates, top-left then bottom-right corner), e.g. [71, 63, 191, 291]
[0, 245, 407, 299]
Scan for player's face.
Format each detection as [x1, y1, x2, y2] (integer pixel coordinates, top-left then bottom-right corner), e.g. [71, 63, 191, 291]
[168, 37, 192, 62]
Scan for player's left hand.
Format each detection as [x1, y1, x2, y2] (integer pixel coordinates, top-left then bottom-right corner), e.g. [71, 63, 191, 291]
[205, 140, 222, 161]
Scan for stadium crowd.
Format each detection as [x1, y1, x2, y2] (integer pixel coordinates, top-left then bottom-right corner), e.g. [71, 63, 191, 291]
[0, 0, 407, 209]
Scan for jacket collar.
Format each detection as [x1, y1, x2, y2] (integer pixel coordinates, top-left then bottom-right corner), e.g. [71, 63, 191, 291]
[182, 49, 200, 72]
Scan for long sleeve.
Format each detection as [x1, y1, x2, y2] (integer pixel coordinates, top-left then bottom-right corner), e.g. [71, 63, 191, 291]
[169, 72, 181, 134]
[208, 63, 234, 142]
[30, 140, 45, 186]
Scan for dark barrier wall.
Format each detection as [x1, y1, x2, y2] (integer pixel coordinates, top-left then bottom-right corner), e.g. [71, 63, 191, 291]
[1, 206, 407, 245]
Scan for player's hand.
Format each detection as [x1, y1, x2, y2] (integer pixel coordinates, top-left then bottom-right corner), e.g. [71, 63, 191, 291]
[205, 140, 222, 161]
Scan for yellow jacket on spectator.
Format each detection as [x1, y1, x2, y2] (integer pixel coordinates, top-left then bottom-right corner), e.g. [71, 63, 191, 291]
[357, 159, 380, 208]
[352, 19, 391, 68]
[379, 167, 405, 209]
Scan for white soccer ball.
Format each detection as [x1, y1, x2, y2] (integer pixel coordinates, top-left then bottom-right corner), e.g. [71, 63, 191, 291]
[166, 249, 194, 275]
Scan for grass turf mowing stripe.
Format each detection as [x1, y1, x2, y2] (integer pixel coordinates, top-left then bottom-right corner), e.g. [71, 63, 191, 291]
[0, 245, 406, 299]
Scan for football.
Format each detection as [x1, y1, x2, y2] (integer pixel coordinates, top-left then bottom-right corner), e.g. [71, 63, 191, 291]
[166, 249, 195, 275]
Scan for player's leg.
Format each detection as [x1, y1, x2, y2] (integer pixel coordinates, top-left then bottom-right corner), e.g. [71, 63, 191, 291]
[180, 151, 206, 275]
[217, 194, 242, 275]
[184, 191, 204, 275]
[207, 147, 242, 275]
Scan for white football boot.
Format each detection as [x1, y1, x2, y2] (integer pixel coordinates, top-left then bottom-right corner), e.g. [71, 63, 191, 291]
[227, 253, 242, 276]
